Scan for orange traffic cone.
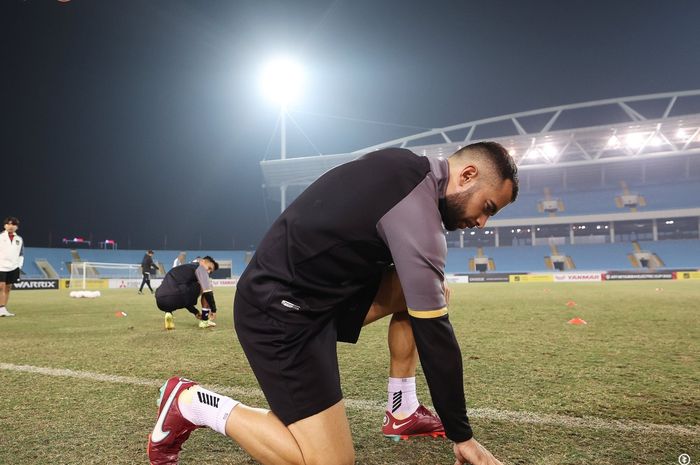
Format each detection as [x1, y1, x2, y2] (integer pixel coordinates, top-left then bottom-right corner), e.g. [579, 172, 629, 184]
[568, 317, 587, 325]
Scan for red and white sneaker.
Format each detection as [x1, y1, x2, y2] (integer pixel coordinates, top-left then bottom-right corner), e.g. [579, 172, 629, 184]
[147, 377, 202, 464]
[382, 405, 446, 441]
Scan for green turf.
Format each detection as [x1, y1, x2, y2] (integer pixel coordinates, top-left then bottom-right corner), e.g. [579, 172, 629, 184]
[0, 281, 698, 464]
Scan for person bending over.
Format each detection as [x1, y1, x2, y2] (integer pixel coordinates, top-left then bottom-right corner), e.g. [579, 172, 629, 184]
[155, 256, 219, 330]
[148, 142, 518, 465]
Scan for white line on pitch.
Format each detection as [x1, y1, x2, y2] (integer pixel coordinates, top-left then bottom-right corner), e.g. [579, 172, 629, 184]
[2, 362, 698, 437]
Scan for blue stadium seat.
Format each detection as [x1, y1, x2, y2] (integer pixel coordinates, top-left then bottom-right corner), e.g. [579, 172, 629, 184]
[497, 179, 700, 219]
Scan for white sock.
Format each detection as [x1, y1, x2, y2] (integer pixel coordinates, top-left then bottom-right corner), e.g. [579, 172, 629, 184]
[387, 377, 419, 419]
[178, 385, 240, 435]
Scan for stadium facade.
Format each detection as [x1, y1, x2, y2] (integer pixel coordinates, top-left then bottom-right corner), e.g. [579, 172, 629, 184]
[259, 90, 700, 274]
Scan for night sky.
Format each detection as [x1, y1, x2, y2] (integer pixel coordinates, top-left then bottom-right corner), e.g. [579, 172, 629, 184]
[3, 0, 699, 250]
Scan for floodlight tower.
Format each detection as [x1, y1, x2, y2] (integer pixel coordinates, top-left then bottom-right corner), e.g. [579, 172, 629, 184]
[260, 57, 304, 212]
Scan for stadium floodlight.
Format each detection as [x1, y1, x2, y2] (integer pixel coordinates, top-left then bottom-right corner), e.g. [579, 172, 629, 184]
[542, 143, 558, 159]
[260, 57, 304, 107]
[260, 56, 305, 212]
[649, 135, 663, 147]
[625, 132, 645, 149]
[525, 147, 542, 161]
[607, 135, 621, 148]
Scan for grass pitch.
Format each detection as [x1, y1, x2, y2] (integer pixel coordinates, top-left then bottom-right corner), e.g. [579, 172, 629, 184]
[0, 281, 698, 464]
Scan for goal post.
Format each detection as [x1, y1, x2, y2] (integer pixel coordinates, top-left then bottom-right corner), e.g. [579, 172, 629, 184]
[68, 262, 142, 290]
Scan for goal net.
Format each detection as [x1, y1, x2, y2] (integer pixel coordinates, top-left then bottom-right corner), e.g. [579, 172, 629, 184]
[68, 262, 142, 289]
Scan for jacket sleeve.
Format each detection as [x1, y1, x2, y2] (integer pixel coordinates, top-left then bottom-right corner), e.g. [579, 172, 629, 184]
[408, 314, 472, 441]
[18, 240, 24, 269]
[195, 265, 213, 292]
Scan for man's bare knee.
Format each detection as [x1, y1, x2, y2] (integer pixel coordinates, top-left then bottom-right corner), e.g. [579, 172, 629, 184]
[363, 269, 407, 326]
[288, 402, 354, 465]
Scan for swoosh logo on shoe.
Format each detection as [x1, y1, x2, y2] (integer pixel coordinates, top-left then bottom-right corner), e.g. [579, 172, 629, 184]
[391, 420, 412, 430]
[150, 380, 184, 443]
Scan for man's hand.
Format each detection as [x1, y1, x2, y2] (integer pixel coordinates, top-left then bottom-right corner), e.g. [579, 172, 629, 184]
[453, 438, 503, 465]
[444, 283, 451, 306]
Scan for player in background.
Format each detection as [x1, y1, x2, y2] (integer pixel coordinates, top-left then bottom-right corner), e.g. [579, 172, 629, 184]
[155, 256, 219, 330]
[172, 252, 186, 269]
[0, 216, 23, 317]
[139, 250, 159, 295]
[148, 142, 518, 465]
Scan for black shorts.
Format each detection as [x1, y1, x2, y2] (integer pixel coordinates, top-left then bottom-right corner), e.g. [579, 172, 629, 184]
[155, 284, 199, 312]
[0, 268, 20, 285]
[233, 283, 380, 426]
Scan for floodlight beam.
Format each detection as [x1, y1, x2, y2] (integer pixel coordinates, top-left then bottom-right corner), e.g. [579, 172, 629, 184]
[260, 58, 304, 107]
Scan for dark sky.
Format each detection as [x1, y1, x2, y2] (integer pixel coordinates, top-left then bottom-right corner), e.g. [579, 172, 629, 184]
[3, 0, 699, 250]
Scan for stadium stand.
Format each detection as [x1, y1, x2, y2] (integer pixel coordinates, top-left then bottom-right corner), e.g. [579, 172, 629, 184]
[19, 239, 699, 278]
[630, 180, 700, 211]
[21, 249, 251, 278]
[24, 248, 73, 278]
[482, 245, 554, 272]
[34, 259, 59, 279]
[557, 243, 635, 270]
[19, 162, 700, 280]
[636, 239, 700, 268]
[443, 240, 699, 274]
[496, 179, 700, 219]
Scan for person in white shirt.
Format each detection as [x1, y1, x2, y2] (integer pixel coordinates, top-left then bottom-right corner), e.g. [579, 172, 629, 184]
[0, 217, 24, 317]
[172, 252, 186, 269]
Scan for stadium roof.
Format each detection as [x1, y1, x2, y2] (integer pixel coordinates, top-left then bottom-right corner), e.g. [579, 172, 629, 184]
[261, 89, 700, 188]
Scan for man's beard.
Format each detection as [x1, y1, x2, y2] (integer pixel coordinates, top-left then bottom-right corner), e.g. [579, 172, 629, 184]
[440, 189, 473, 231]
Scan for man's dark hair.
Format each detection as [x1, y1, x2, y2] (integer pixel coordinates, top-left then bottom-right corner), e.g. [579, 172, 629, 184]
[3, 216, 19, 226]
[202, 255, 219, 271]
[452, 141, 519, 202]
[147, 250, 154, 254]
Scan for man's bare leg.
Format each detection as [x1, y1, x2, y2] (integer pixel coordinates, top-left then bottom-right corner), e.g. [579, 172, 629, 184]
[363, 269, 418, 377]
[224, 400, 354, 465]
[363, 268, 450, 379]
[386, 311, 418, 377]
[0, 282, 13, 316]
[150, 378, 354, 465]
[0, 282, 9, 307]
[362, 270, 443, 434]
